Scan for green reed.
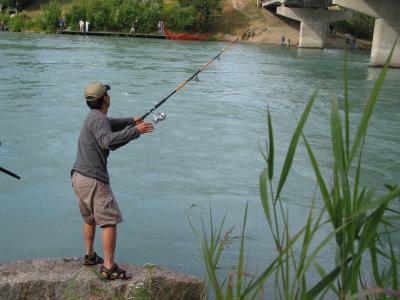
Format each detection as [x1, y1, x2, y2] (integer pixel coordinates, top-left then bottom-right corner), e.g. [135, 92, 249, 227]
[193, 41, 400, 300]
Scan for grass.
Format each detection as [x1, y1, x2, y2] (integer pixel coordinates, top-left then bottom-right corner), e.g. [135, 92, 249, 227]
[192, 41, 400, 299]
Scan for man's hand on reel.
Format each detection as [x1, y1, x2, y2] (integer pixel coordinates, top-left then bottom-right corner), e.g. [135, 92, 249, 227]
[136, 121, 154, 134]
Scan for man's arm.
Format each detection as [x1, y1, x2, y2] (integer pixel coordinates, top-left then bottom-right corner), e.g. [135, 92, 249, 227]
[108, 116, 143, 132]
[108, 117, 133, 132]
[93, 118, 140, 151]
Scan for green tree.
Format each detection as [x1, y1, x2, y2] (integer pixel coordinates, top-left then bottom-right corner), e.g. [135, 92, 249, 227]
[166, 0, 221, 32]
[350, 12, 374, 40]
[135, 0, 162, 33]
[194, 0, 222, 32]
[66, 0, 162, 32]
[41, 0, 61, 31]
[164, 4, 196, 32]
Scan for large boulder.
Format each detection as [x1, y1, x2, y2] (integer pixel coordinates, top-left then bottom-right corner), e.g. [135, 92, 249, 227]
[0, 258, 204, 300]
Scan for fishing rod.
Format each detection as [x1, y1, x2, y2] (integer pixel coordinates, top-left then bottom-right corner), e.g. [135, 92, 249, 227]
[0, 142, 20, 180]
[141, 40, 237, 124]
[0, 166, 21, 180]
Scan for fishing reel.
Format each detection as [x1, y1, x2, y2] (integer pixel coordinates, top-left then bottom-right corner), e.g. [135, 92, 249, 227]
[152, 112, 166, 124]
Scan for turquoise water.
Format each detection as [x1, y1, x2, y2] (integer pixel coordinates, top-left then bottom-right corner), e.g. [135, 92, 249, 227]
[0, 32, 399, 279]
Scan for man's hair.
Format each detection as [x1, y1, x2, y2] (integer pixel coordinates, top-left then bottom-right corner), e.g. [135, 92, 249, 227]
[86, 94, 105, 109]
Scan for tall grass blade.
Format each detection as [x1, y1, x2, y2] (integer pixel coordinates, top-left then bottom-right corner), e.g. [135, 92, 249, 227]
[276, 90, 318, 199]
[267, 108, 274, 180]
[331, 98, 346, 174]
[349, 39, 397, 164]
[236, 202, 248, 298]
[355, 188, 400, 217]
[313, 261, 339, 296]
[258, 142, 269, 164]
[290, 194, 324, 298]
[385, 225, 398, 294]
[352, 138, 365, 210]
[241, 227, 306, 298]
[307, 258, 352, 299]
[260, 167, 272, 228]
[297, 194, 326, 275]
[351, 204, 392, 280]
[299, 221, 353, 296]
[369, 240, 383, 287]
[303, 134, 333, 218]
[343, 50, 350, 161]
[201, 240, 224, 300]
[284, 205, 290, 300]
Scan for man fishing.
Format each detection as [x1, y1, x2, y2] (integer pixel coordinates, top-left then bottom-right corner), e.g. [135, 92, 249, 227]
[71, 81, 154, 280]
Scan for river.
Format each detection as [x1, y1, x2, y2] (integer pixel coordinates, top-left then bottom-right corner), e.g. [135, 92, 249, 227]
[0, 32, 399, 281]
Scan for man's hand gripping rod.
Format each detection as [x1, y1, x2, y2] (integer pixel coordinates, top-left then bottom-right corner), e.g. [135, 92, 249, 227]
[140, 40, 237, 123]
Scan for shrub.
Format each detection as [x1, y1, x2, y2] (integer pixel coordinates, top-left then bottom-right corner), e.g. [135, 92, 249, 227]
[164, 5, 196, 32]
[113, 0, 138, 31]
[350, 12, 374, 40]
[333, 12, 374, 40]
[41, 0, 61, 32]
[65, 0, 87, 31]
[194, 0, 222, 32]
[165, 0, 222, 33]
[66, 0, 162, 33]
[7, 13, 31, 31]
[133, 0, 162, 33]
[86, 0, 116, 31]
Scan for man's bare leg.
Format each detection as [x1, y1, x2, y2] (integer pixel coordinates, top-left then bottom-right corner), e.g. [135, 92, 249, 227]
[102, 225, 117, 269]
[83, 223, 96, 255]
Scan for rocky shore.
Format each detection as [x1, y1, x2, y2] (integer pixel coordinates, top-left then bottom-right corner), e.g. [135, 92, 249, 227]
[0, 258, 204, 300]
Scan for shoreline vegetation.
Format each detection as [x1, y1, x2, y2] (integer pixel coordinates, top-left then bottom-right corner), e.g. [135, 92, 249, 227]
[0, 0, 374, 48]
[192, 45, 400, 300]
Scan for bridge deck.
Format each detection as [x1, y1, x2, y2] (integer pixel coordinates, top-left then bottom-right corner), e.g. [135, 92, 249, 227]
[262, 0, 330, 8]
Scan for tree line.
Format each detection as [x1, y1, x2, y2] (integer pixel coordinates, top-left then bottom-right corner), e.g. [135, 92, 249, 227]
[0, 0, 222, 33]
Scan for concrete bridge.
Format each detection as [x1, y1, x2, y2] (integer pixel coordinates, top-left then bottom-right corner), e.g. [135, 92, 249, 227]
[261, 0, 352, 49]
[261, 0, 400, 68]
[333, 0, 400, 68]
[262, 0, 331, 8]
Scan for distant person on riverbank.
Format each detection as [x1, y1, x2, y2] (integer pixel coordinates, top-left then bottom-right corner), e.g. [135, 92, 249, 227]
[157, 20, 164, 35]
[58, 17, 65, 30]
[130, 23, 135, 34]
[79, 20, 84, 32]
[280, 35, 287, 46]
[85, 21, 90, 32]
[351, 35, 357, 50]
[71, 81, 154, 280]
[345, 33, 352, 44]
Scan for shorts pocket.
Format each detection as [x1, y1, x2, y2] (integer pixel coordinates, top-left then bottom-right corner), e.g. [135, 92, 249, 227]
[76, 173, 95, 188]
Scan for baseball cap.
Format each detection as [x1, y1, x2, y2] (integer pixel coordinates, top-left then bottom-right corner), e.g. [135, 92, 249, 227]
[84, 81, 110, 101]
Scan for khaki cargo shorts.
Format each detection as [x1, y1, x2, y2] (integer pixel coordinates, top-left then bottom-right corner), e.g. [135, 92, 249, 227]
[72, 172, 123, 227]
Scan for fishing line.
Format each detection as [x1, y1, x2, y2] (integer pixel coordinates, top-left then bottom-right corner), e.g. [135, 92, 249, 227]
[140, 40, 237, 124]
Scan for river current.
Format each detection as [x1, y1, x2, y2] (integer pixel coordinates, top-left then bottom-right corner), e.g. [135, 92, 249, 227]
[0, 32, 399, 280]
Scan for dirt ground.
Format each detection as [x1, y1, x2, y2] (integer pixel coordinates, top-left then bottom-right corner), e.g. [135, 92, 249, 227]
[220, 0, 372, 49]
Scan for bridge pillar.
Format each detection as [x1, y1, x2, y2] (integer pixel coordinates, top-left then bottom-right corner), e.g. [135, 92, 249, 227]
[277, 6, 353, 48]
[333, 0, 400, 68]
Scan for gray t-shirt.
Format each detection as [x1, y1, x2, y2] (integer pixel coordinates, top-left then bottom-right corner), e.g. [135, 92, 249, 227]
[72, 109, 140, 184]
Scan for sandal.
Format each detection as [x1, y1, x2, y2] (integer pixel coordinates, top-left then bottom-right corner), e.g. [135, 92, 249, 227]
[99, 263, 132, 280]
[84, 252, 104, 266]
